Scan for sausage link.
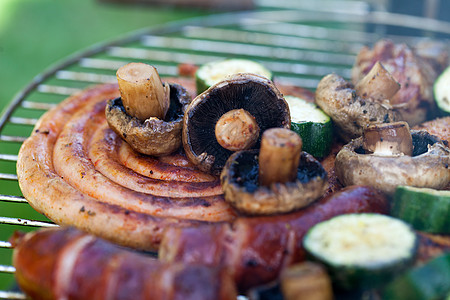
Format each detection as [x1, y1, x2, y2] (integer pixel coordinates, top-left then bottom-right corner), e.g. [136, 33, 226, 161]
[11, 227, 237, 300]
[160, 185, 389, 291]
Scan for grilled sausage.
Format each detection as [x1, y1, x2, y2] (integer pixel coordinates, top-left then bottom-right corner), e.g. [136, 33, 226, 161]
[160, 185, 389, 291]
[10, 227, 237, 300]
[17, 84, 236, 251]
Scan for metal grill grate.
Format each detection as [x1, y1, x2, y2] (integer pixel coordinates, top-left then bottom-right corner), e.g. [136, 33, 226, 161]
[1, 2, 449, 299]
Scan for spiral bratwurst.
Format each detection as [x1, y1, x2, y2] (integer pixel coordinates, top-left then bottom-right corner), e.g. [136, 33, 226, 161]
[16, 83, 236, 251]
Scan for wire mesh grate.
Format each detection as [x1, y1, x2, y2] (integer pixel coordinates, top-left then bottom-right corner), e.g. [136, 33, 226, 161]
[0, 2, 449, 299]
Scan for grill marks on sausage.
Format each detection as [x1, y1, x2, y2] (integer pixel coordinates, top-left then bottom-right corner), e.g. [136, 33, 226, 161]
[160, 186, 389, 291]
[16, 84, 234, 251]
[51, 89, 234, 221]
[90, 122, 222, 197]
[12, 228, 238, 300]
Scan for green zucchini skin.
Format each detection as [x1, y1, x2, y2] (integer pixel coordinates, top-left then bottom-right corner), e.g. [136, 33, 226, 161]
[290, 121, 333, 158]
[434, 65, 450, 115]
[286, 95, 333, 158]
[303, 213, 418, 291]
[391, 186, 450, 234]
[381, 253, 450, 300]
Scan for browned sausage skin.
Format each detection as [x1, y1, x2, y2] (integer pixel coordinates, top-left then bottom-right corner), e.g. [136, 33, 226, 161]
[160, 185, 389, 291]
[10, 227, 237, 300]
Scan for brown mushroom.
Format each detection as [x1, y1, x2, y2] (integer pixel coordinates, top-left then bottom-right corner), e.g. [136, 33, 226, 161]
[106, 63, 191, 156]
[183, 73, 290, 175]
[335, 123, 450, 195]
[315, 62, 399, 142]
[220, 128, 327, 215]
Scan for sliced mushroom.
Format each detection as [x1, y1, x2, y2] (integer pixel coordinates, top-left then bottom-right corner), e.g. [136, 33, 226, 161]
[335, 126, 450, 195]
[315, 62, 399, 142]
[220, 128, 327, 215]
[183, 73, 290, 175]
[106, 82, 191, 156]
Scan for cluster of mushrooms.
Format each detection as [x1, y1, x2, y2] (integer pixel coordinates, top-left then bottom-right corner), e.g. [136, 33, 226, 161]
[316, 62, 450, 195]
[106, 62, 328, 215]
[106, 60, 449, 213]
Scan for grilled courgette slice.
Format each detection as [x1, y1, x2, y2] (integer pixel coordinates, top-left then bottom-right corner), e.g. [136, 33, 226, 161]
[381, 253, 450, 300]
[195, 59, 272, 94]
[434, 65, 450, 115]
[285, 95, 333, 158]
[391, 186, 450, 234]
[303, 213, 417, 290]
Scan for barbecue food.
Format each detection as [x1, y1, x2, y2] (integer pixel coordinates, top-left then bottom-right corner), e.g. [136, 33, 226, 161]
[335, 126, 450, 195]
[315, 71, 398, 141]
[16, 75, 315, 251]
[413, 116, 450, 145]
[16, 83, 236, 251]
[106, 83, 190, 156]
[352, 39, 444, 126]
[220, 129, 328, 215]
[183, 73, 291, 175]
[10, 227, 237, 300]
[159, 185, 389, 291]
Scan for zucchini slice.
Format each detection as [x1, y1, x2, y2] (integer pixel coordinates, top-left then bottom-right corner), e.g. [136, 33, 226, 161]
[381, 253, 450, 300]
[434, 65, 450, 115]
[285, 96, 333, 158]
[303, 213, 417, 290]
[195, 59, 272, 94]
[391, 186, 450, 234]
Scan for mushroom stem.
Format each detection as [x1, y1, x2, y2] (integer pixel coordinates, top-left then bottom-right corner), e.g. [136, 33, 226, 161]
[258, 128, 302, 186]
[363, 121, 413, 156]
[215, 108, 260, 152]
[116, 62, 170, 121]
[355, 61, 400, 102]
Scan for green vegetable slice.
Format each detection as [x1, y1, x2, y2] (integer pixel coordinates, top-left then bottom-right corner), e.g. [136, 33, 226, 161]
[303, 213, 417, 291]
[434, 65, 450, 114]
[391, 186, 450, 234]
[285, 96, 333, 158]
[382, 253, 450, 300]
[195, 59, 272, 94]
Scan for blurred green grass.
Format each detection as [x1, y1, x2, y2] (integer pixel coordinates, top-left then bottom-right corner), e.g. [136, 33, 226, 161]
[0, 0, 209, 290]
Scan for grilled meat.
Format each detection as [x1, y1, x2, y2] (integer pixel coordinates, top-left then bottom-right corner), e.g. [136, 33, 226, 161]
[10, 227, 237, 300]
[160, 185, 389, 291]
[352, 39, 444, 126]
[17, 84, 236, 252]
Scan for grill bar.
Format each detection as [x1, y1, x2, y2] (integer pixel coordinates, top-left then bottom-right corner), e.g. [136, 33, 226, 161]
[0, 217, 57, 228]
[0, 174, 17, 181]
[0, 195, 26, 203]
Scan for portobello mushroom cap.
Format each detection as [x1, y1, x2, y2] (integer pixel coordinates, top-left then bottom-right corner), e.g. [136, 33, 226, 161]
[220, 150, 328, 215]
[106, 83, 191, 156]
[315, 73, 398, 142]
[182, 73, 290, 175]
[335, 130, 450, 195]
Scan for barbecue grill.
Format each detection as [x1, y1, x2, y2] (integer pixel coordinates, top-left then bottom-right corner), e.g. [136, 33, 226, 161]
[1, 1, 449, 298]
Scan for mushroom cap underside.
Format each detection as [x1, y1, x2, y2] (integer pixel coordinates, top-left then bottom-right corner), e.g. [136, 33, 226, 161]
[221, 150, 328, 215]
[183, 73, 291, 175]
